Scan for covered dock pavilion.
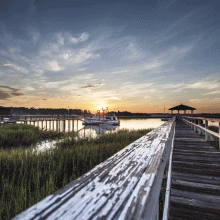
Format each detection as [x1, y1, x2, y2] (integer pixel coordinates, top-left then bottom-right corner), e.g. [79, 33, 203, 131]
[169, 104, 196, 114]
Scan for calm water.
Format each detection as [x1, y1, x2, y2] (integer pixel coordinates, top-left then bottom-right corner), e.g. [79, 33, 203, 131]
[33, 118, 165, 153]
[77, 118, 164, 138]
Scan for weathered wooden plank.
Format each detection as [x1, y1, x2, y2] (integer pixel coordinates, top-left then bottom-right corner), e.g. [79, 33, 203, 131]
[169, 119, 220, 220]
[172, 160, 220, 170]
[169, 204, 220, 220]
[172, 172, 220, 185]
[172, 154, 220, 163]
[170, 189, 220, 210]
[171, 179, 220, 195]
[13, 118, 175, 220]
[173, 149, 220, 154]
[174, 138, 206, 142]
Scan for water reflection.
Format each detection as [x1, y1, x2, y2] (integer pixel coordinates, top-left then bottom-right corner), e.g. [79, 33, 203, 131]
[77, 118, 164, 138]
[31, 118, 165, 153]
[79, 124, 118, 138]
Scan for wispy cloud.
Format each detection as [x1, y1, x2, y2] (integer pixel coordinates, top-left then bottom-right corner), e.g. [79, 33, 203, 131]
[46, 60, 64, 72]
[0, 85, 23, 100]
[81, 83, 104, 89]
[187, 81, 219, 90]
[203, 90, 220, 95]
[69, 32, 90, 44]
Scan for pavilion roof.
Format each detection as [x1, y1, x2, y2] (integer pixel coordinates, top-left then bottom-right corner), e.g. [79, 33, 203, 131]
[168, 104, 196, 111]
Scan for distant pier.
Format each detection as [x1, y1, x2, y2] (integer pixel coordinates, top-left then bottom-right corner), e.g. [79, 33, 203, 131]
[0, 115, 84, 132]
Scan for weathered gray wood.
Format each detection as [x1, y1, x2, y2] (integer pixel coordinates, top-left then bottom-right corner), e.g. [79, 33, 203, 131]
[182, 118, 220, 139]
[172, 172, 220, 185]
[171, 189, 220, 210]
[169, 204, 220, 220]
[13, 118, 175, 220]
[171, 179, 220, 195]
[162, 128, 175, 220]
[169, 120, 220, 220]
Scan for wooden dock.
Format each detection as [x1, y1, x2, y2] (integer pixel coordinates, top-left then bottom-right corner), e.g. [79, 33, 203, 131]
[169, 119, 220, 220]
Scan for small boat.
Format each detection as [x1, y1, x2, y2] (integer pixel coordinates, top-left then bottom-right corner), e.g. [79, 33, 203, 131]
[83, 114, 120, 125]
[161, 118, 170, 121]
[83, 108, 120, 126]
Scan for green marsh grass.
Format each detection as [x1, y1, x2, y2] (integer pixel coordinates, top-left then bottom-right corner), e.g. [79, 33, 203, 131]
[0, 127, 152, 219]
[0, 124, 63, 148]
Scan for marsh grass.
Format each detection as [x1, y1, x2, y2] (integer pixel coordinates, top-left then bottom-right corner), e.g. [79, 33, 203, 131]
[0, 124, 64, 148]
[0, 128, 152, 220]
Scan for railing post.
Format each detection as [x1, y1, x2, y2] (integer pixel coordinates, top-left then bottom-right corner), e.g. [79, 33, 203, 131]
[63, 118, 66, 132]
[194, 119, 196, 131]
[198, 119, 202, 135]
[219, 122, 220, 150]
[205, 120, 208, 141]
[68, 119, 70, 132]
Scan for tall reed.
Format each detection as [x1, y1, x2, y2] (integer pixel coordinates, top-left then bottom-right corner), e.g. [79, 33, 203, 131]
[0, 128, 152, 220]
[0, 124, 63, 148]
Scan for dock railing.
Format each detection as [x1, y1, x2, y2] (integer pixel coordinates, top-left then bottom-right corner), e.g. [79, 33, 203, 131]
[182, 116, 220, 149]
[13, 117, 176, 220]
[0, 114, 80, 122]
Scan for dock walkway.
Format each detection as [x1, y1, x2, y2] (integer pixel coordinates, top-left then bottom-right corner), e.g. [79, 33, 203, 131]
[169, 119, 220, 219]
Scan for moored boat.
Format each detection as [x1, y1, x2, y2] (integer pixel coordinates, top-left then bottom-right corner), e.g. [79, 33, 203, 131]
[161, 118, 170, 121]
[83, 114, 120, 125]
[83, 108, 120, 125]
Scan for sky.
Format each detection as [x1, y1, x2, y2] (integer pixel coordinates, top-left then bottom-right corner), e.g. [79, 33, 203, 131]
[0, 0, 220, 113]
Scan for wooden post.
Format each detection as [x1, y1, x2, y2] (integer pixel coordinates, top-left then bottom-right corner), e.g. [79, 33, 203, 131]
[56, 120, 59, 131]
[219, 122, 220, 150]
[41, 121, 44, 130]
[72, 119, 74, 132]
[77, 119, 78, 132]
[63, 119, 66, 132]
[205, 120, 208, 141]
[68, 119, 70, 132]
[49, 120, 51, 130]
[198, 119, 202, 135]
[52, 120, 54, 131]
[45, 120, 47, 130]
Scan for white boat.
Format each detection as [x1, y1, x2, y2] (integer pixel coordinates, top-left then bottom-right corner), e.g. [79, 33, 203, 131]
[83, 113, 120, 126]
[161, 118, 170, 121]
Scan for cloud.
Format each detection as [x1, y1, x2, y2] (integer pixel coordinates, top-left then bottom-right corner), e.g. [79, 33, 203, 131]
[81, 83, 104, 89]
[187, 81, 219, 90]
[203, 90, 220, 95]
[46, 60, 64, 72]
[3, 62, 29, 74]
[0, 85, 23, 100]
[124, 42, 145, 61]
[69, 32, 90, 44]
[29, 30, 41, 44]
[110, 69, 129, 74]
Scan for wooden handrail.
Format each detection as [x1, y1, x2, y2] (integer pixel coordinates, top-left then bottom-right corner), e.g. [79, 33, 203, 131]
[182, 116, 220, 123]
[182, 117, 220, 139]
[13, 118, 176, 220]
